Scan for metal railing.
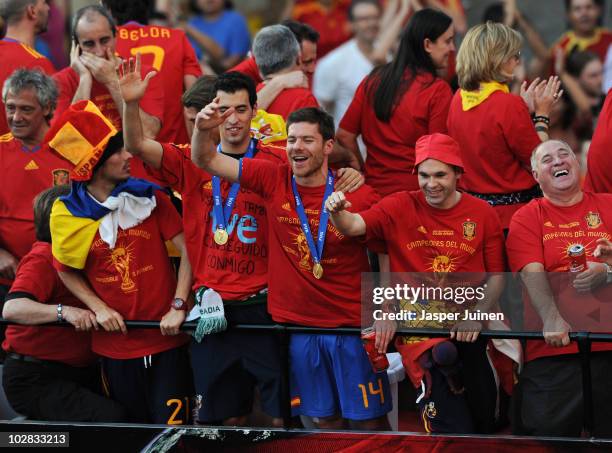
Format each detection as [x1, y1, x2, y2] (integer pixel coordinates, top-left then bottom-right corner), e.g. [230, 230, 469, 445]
[1, 318, 608, 436]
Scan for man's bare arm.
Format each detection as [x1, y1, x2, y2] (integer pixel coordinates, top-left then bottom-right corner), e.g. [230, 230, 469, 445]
[520, 262, 571, 347]
[119, 55, 164, 169]
[325, 191, 367, 236]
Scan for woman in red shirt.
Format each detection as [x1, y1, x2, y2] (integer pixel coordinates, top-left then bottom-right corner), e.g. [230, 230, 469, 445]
[336, 8, 455, 197]
[447, 22, 561, 229]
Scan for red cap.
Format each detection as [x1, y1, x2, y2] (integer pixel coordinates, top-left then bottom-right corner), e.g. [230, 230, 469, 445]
[413, 133, 464, 173]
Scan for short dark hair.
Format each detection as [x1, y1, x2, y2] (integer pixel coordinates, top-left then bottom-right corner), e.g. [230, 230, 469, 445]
[101, 0, 151, 25]
[34, 185, 71, 243]
[348, 0, 381, 21]
[182, 75, 218, 110]
[281, 19, 320, 44]
[214, 72, 257, 108]
[287, 107, 335, 141]
[72, 5, 117, 43]
[92, 132, 124, 175]
[566, 50, 600, 77]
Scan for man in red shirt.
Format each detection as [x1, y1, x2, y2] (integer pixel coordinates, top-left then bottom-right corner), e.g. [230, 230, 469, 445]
[102, 0, 203, 145]
[53, 5, 163, 140]
[507, 139, 612, 436]
[251, 25, 318, 120]
[550, 0, 612, 74]
[0, 69, 70, 296]
[2, 185, 127, 422]
[48, 101, 194, 425]
[0, 0, 55, 135]
[324, 133, 511, 434]
[191, 105, 390, 430]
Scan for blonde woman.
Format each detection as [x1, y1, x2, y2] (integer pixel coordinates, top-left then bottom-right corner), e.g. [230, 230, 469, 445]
[447, 22, 562, 229]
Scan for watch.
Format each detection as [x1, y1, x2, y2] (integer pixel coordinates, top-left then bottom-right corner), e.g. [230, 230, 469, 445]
[605, 263, 612, 284]
[171, 297, 188, 311]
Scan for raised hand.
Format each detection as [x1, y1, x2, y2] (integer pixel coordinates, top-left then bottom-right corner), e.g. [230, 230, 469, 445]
[194, 96, 235, 133]
[519, 77, 541, 113]
[118, 53, 157, 104]
[534, 75, 563, 116]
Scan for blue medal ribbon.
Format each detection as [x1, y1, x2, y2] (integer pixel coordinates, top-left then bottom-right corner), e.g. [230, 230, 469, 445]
[291, 170, 334, 268]
[211, 139, 256, 231]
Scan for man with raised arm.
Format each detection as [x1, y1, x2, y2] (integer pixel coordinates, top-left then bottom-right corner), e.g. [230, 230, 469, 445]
[324, 133, 513, 434]
[191, 103, 390, 430]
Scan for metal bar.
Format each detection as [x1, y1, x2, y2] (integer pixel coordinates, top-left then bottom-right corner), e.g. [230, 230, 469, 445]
[3, 317, 612, 342]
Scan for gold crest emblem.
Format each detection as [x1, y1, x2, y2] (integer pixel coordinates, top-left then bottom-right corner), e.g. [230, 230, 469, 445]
[52, 168, 70, 186]
[417, 226, 428, 234]
[585, 211, 601, 229]
[282, 202, 291, 211]
[202, 181, 212, 190]
[425, 401, 437, 418]
[462, 221, 476, 241]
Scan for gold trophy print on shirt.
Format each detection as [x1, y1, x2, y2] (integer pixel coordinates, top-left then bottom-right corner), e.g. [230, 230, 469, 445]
[108, 243, 137, 293]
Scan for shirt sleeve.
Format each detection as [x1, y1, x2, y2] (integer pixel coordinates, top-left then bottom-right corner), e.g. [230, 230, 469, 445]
[240, 158, 282, 200]
[427, 80, 452, 134]
[52, 69, 77, 127]
[506, 202, 544, 272]
[339, 79, 366, 135]
[10, 252, 57, 303]
[482, 205, 506, 272]
[181, 33, 203, 77]
[146, 143, 197, 193]
[230, 56, 262, 83]
[155, 190, 183, 241]
[500, 95, 541, 167]
[360, 193, 402, 243]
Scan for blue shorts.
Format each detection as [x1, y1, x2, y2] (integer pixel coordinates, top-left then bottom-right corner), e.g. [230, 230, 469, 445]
[289, 333, 392, 421]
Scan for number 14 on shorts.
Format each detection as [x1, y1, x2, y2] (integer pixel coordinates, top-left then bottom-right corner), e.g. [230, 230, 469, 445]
[358, 378, 385, 409]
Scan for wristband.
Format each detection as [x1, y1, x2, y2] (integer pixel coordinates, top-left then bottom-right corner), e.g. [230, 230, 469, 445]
[533, 115, 550, 126]
[535, 125, 549, 133]
[57, 304, 64, 322]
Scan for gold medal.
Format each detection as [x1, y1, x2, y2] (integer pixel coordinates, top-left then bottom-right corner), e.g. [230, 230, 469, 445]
[214, 228, 229, 245]
[312, 262, 323, 279]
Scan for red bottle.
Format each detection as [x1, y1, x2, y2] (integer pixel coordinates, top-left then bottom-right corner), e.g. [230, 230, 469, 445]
[361, 327, 389, 373]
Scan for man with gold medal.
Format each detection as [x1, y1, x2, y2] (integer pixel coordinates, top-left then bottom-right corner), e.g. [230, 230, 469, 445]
[191, 105, 392, 430]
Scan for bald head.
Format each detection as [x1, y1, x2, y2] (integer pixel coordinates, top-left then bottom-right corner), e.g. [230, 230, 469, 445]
[530, 140, 576, 174]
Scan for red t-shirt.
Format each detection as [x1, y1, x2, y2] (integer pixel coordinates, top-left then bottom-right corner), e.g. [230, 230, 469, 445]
[447, 90, 541, 228]
[146, 141, 286, 300]
[551, 29, 612, 75]
[115, 22, 203, 145]
[340, 72, 452, 197]
[53, 190, 188, 359]
[52, 66, 165, 183]
[240, 160, 379, 327]
[3, 242, 95, 367]
[0, 136, 71, 285]
[506, 193, 612, 361]
[0, 39, 55, 135]
[230, 56, 261, 84]
[292, 0, 351, 58]
[361, 189, 505, 388]
[584, 89, 612, 193]
[256, 83, 319, 120]
[361, 190, 505, 274]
